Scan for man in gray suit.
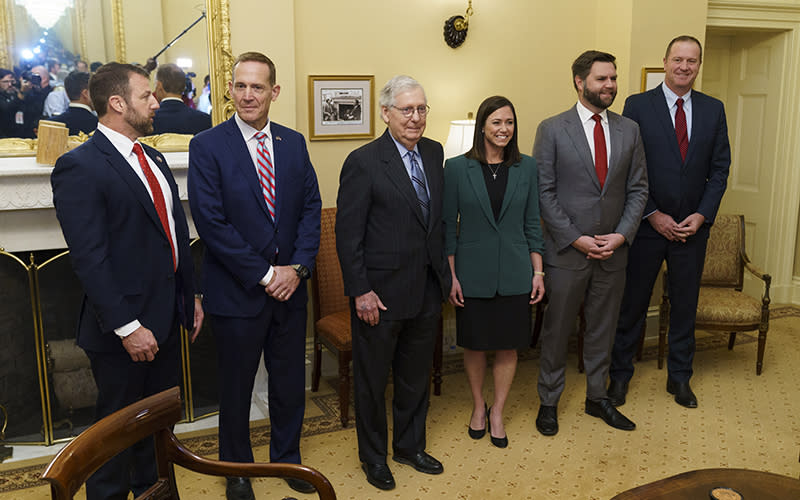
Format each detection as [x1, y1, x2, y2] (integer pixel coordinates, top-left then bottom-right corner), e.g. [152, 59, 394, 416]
[533, 50, 648, 435]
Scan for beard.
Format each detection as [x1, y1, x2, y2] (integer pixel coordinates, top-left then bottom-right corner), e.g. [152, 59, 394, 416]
[583, 86, 616, 110]
[124, 106, 154, 136]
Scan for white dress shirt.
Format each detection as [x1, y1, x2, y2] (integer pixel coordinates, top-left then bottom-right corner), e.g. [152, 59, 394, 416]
[661, 82, 693, 140]
[575, 101, 611, 169]
[96, 122, 179, 337]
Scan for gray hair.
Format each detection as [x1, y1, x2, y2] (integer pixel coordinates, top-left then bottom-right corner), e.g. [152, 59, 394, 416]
[379, 75, 426, 108]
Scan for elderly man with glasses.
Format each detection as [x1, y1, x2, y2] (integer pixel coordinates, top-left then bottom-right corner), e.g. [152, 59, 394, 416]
[335, 75, 451, 491]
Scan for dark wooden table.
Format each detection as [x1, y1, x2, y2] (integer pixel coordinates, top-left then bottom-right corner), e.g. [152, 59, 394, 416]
[610, 468, 800, 499]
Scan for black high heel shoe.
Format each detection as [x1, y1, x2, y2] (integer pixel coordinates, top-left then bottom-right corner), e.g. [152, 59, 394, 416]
[487, 406, 508, 448]
[467, 403, 487, 439]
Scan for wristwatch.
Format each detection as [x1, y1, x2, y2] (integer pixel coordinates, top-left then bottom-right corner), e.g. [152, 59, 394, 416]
[291, 264, 310, 280]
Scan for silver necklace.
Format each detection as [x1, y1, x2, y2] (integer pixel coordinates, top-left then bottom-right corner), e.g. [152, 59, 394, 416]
[487, 163, 501, 180]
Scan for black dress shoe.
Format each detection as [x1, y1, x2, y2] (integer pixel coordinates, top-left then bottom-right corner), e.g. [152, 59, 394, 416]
[607, 379, 629, 407]
[535, 405, 558, 436]
[284, 477, 316, 494]
[226, 477, 255, 500]
[468, 403, 487, 439]
[392, 450, 444, 474]
[486, 406, 508, 448]
[362, 463, 395, 490]
[667, 378, 698, 408]
[585, 398, 636, 431]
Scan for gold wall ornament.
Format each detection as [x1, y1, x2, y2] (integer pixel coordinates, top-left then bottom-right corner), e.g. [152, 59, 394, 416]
[206, 0, 234, 125]
[139, 132, 194, 152]
[111, 0, 126, 63]
[444, 0, 473, 49]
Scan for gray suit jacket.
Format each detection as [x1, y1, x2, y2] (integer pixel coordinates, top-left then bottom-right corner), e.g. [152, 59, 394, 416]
[533, 105, 648, 271]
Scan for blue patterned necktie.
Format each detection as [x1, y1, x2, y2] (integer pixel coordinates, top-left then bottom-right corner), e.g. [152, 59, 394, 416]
[408, 151, 429, 224]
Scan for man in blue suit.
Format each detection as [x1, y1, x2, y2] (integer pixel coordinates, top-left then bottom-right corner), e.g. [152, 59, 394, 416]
[188, 52, 321, 500]
[50, 70, 97, 135]
[153, 63, 212, 135]
[609, 35, 731, 409]
[153, 64, 211, 135]
[51, 62, 203, 500]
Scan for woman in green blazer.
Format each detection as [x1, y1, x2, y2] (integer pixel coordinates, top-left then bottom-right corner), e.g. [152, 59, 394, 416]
[443, 96, 545, 448]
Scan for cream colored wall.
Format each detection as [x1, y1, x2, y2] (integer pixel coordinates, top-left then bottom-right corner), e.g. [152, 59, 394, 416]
[84, 0, 111, 64]
[160, 3, 209, 97]
[229, 0, 297, 129]
[121, 0, 165, 65]
[292, 0, 602, 206]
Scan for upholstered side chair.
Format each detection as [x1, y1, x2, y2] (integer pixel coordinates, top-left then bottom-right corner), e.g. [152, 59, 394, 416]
[658, 214, 771, 374]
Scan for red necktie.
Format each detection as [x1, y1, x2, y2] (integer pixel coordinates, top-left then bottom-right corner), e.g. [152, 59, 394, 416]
[132, 143, 176, 271]
[675, 97, 688, 161]
[254, 132, 276, 220]
[592, 114, 607, 189]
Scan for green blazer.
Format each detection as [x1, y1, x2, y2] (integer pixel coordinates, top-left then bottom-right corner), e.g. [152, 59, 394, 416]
[443, 153, 544, 298]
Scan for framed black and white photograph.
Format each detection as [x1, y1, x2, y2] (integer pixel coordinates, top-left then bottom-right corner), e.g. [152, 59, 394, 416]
[641, 67, 666, 92]
[308, 75, 374, 141]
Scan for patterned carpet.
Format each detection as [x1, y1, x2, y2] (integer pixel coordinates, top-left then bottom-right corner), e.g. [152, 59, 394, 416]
[2, 306, 799, 499]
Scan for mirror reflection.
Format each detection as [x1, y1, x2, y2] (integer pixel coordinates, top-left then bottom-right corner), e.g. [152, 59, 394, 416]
[1, 0, 211, 143]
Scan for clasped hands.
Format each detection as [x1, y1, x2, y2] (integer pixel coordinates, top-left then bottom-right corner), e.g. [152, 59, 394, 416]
[572, 233, 626, 260]
[648, 211, 705, 242]
[264, 265, 301, 302]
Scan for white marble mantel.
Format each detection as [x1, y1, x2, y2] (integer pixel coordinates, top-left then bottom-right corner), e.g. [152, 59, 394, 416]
[0, 152, 194, 252]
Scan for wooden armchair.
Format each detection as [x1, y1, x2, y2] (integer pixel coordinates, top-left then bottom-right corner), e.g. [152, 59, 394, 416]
[41, 387, 336, 500]
[658, 214, 771, 374]
[310, 207, 443, 428]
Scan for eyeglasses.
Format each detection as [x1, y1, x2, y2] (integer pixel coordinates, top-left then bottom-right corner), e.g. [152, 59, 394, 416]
[391, 105, 430, 118]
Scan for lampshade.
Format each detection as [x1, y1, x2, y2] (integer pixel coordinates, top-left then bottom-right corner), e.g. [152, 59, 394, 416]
[444, 119, 476, 159]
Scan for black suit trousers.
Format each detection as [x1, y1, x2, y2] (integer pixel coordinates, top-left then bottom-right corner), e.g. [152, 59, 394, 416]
[352, 269, 441, 464]
[212, 299, 306, 465]
[611, 224, 710, 383]
[84, 329, 180, 500]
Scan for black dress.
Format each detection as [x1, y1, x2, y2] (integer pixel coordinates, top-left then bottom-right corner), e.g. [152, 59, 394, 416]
[456, 162, 532, 351]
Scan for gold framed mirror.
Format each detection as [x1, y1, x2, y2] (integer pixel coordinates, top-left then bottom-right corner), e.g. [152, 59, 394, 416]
[0, 0, 232, 156]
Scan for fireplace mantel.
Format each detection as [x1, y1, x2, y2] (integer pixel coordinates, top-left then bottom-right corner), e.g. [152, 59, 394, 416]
[0, 152, 193, 252]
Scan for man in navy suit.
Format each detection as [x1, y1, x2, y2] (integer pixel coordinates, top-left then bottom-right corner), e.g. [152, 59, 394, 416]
[50, 70, 97, 135]
[51, 62, 203, 500]
[188, 52, 321, 500]
[609, 35, 731, 409]
[153, 63, 211, 135]
[335, 76, 451, 490]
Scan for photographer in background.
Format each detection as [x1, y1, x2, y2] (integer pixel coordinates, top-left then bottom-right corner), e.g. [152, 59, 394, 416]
[0, 69, 23, 137]
[20, 66, 52, 138]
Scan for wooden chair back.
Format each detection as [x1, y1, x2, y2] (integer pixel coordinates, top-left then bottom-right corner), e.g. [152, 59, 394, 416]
[312, 207, 349, 320]
[41, 387, 336, 500]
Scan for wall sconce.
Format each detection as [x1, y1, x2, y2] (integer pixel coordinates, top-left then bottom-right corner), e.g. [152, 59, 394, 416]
[444, 0, 474, 49]
[444, 114, 475, 159]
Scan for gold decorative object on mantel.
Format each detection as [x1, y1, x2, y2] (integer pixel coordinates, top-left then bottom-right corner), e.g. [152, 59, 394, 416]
[139, 133, 194, 152]
[35, 120, 69, 166]
[444, 0, 474, 49]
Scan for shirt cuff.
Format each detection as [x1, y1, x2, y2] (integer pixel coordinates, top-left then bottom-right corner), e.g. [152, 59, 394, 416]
[643, 209, 657, 219]
[115, 320, 142, 338]
[259, 266, 275, 287]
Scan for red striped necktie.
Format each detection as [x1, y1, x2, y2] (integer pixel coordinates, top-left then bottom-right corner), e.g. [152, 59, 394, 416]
[254, 131, 276, 220]
[132, 142, 176, 270]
